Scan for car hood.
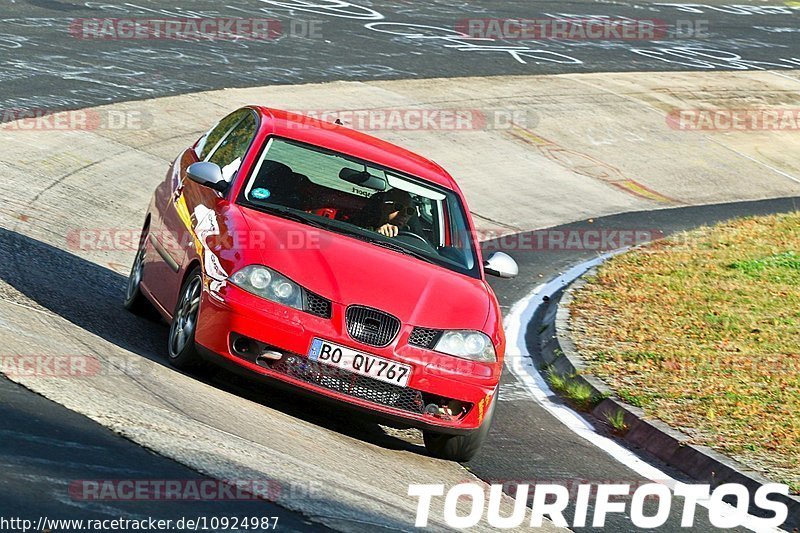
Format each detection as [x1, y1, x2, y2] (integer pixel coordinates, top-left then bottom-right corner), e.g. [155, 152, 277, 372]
[239, 208, 491, 330]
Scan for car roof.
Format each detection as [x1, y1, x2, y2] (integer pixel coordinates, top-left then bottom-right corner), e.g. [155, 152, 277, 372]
[254, 107, 458, 189]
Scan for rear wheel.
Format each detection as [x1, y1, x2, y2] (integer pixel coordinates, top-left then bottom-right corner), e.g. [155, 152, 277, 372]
[124, 221, 153, 315]
[423, 393, 497, 462]
[167, 267, 206, 371]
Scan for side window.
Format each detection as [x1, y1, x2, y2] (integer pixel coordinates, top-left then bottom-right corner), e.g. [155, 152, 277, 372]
[208, 112, 258, 182]
[195, 109, 250, 161]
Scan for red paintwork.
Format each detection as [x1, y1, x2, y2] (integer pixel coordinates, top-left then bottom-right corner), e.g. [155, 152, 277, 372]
[139, 107, 505, 432]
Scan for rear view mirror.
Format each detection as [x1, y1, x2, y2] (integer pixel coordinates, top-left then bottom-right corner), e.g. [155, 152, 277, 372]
[187, 162, 227, 193]
[484, 251, 518, 279]
[339, 168, 386, 191]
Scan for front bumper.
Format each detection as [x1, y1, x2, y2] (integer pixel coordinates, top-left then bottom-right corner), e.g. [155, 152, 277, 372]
[195, 282, 500, 433]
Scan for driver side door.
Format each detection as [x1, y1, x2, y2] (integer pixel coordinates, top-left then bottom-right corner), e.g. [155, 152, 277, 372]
[148, 108, 254, 314]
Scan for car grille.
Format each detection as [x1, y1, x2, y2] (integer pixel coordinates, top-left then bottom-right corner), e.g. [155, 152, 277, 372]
[345, 306, 400, 347]
[408, 327, 442, 349]
[272, 355, 425, 414]
[304, 292, 332, 319]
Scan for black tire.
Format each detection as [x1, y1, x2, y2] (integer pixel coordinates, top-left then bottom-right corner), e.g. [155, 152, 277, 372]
[423, 392, 497, 462]
[123, 221, 153, 316]
[167, 267, 206, 371]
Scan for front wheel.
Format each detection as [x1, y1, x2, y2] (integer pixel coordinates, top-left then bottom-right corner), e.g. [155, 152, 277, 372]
[423, 392, 497, 462]
[124, 222, 153, 315]
[167, 267, 206, 371]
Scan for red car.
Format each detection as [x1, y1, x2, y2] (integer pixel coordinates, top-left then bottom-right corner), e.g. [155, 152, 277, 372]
[125, 107, 518, 461]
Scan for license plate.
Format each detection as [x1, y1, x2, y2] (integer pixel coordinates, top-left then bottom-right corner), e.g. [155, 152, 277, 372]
[308, 338, 412, 388]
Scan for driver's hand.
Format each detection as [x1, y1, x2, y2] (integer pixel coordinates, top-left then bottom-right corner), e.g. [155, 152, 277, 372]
[377, 224, 399, 237]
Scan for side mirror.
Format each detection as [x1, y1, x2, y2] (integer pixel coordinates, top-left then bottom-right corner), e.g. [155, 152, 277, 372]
[484, 251, 518, 279]
[187, 162, 227, 193]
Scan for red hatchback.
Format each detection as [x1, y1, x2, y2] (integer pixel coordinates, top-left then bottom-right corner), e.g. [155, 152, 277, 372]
[125, 107, 518, 461]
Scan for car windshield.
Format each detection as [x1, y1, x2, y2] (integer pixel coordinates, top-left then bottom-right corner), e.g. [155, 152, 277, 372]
[237, 137, 480, 278]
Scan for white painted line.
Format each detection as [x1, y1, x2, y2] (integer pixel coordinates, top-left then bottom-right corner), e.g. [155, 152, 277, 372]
[706, 137, 800, 185]
[503, 254, 784, 532]
[767, 70, 800, 85]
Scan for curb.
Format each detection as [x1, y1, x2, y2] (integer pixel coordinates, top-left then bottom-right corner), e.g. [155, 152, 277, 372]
[535, 269, 800, 529]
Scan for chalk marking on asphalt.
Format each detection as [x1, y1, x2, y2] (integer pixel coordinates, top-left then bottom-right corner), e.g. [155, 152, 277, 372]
[505, 125, 677, 204]
[767, 70, 800, 84]
[503, 252, 784, 532]
[563, 75, 800, 187]
[707, 137, 800, 185]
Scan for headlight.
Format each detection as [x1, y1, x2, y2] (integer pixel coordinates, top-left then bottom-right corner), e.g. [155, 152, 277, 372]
[434, 331, 496, 362]
[229, 265, 303, 310]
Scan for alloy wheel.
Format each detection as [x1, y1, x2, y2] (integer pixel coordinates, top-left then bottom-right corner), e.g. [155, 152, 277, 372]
[169, 276, 201, 358]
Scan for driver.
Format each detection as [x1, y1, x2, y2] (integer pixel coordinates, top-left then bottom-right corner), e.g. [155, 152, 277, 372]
[359, 188, 415, 238]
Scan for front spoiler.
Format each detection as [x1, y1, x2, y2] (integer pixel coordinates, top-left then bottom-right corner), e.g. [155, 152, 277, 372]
[197, 345, 478, 436]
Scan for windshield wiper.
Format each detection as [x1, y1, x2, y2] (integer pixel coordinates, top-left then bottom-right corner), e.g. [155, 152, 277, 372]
[329, 227, 435, 263]
[252, 204, 328, 229]
[367, 238, 435, 264]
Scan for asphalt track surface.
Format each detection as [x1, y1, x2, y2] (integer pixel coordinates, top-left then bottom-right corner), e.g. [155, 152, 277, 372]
[0, 377, 326, 531]
[2, 0, 800, 114]
[3, 194, 798, 530]
[1, 1, 800, 531]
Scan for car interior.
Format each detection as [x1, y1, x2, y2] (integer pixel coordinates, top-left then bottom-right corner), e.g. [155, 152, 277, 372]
[238, 138, 477, 274]
[248, 159, 439, 248]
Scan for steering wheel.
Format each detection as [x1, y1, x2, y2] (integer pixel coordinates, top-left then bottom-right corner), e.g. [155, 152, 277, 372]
[395, 230, 438, 254]
[397, 230, 429, 244]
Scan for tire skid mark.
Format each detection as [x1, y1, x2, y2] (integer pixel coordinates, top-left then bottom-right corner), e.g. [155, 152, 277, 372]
[506, 124, 679, 205]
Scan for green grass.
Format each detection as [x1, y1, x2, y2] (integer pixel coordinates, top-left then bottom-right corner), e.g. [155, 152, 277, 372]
[730, 251, 800, 274]
[618, 389, 645, 408]
[570, 212, 800, 493]
[605, 409, 629, 435]
[546, 368, 597, 410]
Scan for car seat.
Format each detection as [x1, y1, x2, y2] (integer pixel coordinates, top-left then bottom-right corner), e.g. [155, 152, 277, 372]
[251, 160, 308, 210]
